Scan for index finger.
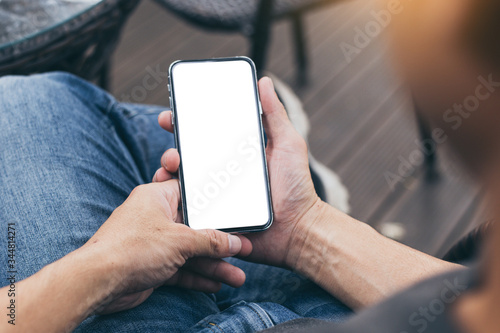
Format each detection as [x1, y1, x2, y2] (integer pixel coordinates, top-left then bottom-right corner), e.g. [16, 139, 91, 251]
[158, 111, 174, 133]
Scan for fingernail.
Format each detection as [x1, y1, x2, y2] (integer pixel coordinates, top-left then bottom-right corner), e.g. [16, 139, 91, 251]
[228, 235, 242, 255]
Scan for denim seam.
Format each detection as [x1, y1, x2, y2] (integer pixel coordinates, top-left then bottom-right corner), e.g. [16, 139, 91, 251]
[246, 303, 274, 328]
[301, 301, 338, 318]
[126, 108, 165, 119]
[106, 99, 117, 115]
[107, 101, 134, 119]
[112, 102, 167, 120]
[198, 318, 221, 333]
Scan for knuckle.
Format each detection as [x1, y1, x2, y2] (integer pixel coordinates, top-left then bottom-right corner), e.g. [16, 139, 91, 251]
[129, 186, 140, 197]
[204, 229, 222, 255]
[129, 184, 156, 206]
[131, 184, 148, 196]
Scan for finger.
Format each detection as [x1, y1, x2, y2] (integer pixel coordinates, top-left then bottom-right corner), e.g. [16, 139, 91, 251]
[152, 167, 173, 183]
[190, 229, 244, 258]
[158, 111, 174, 133]
[153, 179, 181, 214]
[237, 235, 253, 257]
[184, 257, 246, 288]
[258, 77, 294, 144]
[163, 269, 222, 293]
[161, 148, 180, 174]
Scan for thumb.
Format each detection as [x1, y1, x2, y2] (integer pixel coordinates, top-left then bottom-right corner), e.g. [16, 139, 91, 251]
[190, 229, 242, 258]
[258, 76, 294, 144]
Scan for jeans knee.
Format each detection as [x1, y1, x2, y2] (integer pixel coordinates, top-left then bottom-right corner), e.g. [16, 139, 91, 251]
[0, 72, 78, 104]
[0, 72, 114, 138]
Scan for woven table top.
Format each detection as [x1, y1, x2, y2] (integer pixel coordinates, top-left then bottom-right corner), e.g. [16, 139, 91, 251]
[0, 0, 102, 55]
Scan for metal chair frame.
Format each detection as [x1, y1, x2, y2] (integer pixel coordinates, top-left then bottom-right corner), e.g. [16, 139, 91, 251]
[154, 0, 339, 83]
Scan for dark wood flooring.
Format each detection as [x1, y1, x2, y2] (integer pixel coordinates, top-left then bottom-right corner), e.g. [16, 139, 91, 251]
[110, 0, 484, 257]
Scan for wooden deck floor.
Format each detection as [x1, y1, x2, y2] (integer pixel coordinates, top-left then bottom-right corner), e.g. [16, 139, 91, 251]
[110, 0, 483, 257]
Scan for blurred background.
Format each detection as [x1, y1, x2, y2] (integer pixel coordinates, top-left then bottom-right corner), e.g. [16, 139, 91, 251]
[0, 0, 484, 258]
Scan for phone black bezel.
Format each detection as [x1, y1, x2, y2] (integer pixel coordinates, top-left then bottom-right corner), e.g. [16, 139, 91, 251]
[168, 56, 273, 233]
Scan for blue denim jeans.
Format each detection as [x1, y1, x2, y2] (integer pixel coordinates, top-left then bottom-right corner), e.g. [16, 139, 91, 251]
[0, 72, 352, 332]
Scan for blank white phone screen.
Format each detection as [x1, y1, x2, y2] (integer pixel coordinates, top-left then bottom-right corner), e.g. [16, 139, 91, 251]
[171, 59, 271, 230]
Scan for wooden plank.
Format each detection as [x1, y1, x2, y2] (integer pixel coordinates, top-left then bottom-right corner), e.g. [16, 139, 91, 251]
[267, 0, 371, 81]
[371, 146, 481, 255]
[373, 176, 479, 255]
[335, 99, 417, 221]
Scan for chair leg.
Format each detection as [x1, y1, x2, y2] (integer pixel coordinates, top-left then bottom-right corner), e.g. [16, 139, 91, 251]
[251, 0, 274, 76]
[250, 32, 270, 76]
[99, 60, 110, 91]
[291, 12, 308, 85]
[415, 103, 438, 179]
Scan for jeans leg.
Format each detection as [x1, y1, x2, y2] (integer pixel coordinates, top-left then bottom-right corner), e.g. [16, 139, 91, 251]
[188, 301, 301, 332]
[189, 297, 346, 333]
[0, 72, 217, 331]
[217, 259, 352, 322]
[80, 287, 219, 333]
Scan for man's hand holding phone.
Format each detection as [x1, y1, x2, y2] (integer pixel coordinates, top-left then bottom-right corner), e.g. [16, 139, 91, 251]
[81, 180, 253, 315]
[155, 77, 322, 269]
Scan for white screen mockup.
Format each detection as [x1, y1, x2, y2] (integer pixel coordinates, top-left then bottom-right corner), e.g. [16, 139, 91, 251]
[170, 59, 271, 230]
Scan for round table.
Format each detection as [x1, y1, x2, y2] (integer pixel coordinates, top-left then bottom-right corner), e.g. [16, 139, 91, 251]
[0, 0, 140, 89]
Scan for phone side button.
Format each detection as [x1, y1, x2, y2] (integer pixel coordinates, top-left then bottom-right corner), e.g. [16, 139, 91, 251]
[171, 110, 175, 126]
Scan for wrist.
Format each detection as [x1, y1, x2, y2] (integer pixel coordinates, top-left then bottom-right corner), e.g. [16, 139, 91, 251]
[284, 198, 330, 271]
[73, 242, 127, 303]
[285, 200, 371, 281]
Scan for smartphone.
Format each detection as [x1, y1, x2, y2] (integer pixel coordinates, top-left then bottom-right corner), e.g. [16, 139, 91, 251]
[168, 57, 273, 232]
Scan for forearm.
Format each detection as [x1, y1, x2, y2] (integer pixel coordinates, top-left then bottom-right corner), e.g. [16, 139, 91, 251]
[0, 246, 118, 332]
[286, 200, 462, 309]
